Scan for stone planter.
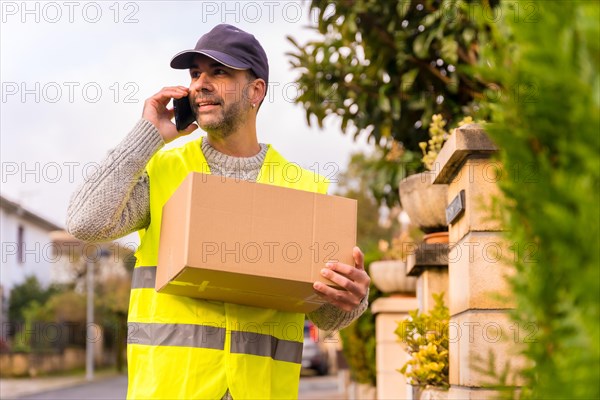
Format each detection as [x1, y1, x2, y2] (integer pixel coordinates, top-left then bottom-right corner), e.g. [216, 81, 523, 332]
[348, 382, 377, 400]
[369, 260, 417, 294]
[399, 172, 448, 233]
[411, 385, 449, 400]
[420, 387, 449, 400]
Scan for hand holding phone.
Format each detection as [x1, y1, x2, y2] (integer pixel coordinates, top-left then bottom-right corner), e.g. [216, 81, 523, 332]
[173, 95, 196, 131]
[142, 87, 197, 143]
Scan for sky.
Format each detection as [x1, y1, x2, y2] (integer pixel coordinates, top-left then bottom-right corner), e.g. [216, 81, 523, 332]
[0, 0, 372, 233]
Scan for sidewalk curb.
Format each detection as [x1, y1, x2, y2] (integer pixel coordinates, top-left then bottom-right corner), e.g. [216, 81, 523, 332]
[1, 372, 124, 399]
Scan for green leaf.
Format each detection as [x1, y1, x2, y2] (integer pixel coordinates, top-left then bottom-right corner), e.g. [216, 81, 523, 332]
[462, 28, 475, 44]
[413, 33, 429, 59]
[441, 37, 459, 65]
[423, 10, 441, 28]
[286, 35, 300, 49]
[378, 85, 391, 112]
[397, 1, 410, 19]
[401, 68, 420, 90]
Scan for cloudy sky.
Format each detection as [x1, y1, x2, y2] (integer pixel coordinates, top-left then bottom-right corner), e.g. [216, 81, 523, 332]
[1, 1, 372, 233]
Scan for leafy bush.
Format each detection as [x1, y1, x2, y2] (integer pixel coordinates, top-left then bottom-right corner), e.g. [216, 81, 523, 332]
[287, 0, 502, 209]
[475, 0, 600, 398]
[7, 276, 59, 326]
[288, 0, 499, 150]
[395, 293, 449, 388]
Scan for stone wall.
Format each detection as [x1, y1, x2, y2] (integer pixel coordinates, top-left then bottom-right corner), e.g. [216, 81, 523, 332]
[370, 125, 529, 399]
[0, 348, 86, 377]
[0, 325, 108, 377]
[372, 296, 418, 400]
[433, 124, 524, 397]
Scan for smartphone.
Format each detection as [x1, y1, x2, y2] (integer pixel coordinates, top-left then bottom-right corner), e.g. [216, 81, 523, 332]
[173, 95, 196, 131]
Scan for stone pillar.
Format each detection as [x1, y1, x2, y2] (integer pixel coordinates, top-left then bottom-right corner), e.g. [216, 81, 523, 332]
[406, 242, 449, 313]
[372, 296, 418, 400]
[432, 124, 521, 397]
[0, 284, 5, 339]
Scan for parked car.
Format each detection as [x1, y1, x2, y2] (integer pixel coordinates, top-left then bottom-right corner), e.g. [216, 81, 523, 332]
[301, 320, 329, 375]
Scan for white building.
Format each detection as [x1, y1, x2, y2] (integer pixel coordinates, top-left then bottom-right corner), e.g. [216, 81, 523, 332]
[1, 195, 134, 338]
[0, 195, 63, 323]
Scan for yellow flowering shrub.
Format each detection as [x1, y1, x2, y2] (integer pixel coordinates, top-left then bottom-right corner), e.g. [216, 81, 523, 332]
[419, 114, 473, 171]
[395, 293, 449, 388]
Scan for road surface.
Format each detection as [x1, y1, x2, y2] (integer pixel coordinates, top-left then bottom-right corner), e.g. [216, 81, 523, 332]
[14, 374, 346, 399]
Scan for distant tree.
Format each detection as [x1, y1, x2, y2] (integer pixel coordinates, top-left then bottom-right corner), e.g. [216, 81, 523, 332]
[96, 274, 131, 372]
[337, 143, 422, 208]
[7, 276, 59, 327]
[287, 0, 499, 151]
[287, 0, 500, 207]
[334, 151, 400, 386]
[335, 151, 405, 241]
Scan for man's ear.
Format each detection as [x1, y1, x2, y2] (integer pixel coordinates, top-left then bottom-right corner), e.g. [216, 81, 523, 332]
[247, 78, 266, 106]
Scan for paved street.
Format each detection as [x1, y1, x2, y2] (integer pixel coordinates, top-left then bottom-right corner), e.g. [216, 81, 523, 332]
[15, 375, 128, 399]
[5, 374, 347, 399]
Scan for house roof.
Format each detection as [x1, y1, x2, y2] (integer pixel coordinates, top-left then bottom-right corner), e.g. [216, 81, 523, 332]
[49, 230, 135, 258]
[0, 194, 62, 232]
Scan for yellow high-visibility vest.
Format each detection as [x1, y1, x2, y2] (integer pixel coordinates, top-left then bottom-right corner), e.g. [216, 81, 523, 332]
[127, 137, 329, 399]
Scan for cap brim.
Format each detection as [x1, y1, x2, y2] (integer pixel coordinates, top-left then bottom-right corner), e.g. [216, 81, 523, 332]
[170, 49, 251, 70]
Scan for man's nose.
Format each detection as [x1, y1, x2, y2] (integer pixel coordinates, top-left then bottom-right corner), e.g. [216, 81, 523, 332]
[191, 72, 214, 92]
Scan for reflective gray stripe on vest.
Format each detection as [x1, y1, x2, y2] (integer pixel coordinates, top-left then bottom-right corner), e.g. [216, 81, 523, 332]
[128, 322, 225, 350]
[230, 331, 303, 364]
[131, 266, 157, 289]
[129, 268, 302, 362]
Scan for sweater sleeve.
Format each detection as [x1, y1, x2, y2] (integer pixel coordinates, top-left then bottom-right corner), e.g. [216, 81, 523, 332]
[66, 119, 164, 242]
[307, 287, 370, 331]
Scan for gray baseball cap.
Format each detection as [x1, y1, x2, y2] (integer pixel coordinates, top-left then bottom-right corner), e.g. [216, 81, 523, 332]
[170, 24, 269, 89]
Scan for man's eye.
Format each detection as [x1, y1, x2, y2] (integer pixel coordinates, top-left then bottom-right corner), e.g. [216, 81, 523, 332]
[191, 71, 200, 78]
[214, 68, 227, 75]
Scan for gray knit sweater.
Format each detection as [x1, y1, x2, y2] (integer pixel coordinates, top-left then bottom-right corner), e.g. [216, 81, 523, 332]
[66, 118, 368, 332]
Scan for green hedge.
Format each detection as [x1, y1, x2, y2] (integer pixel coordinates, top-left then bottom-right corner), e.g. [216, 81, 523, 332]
[478, 1, 599, 398]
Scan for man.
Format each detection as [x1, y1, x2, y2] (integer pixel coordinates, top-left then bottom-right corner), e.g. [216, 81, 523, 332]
[67, 24, 369, 399]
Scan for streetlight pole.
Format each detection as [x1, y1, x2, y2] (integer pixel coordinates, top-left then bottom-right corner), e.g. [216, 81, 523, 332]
[86, 259, 95, 381]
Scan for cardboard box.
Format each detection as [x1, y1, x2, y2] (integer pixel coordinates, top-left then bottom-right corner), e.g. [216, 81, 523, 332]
[156, 172, 357, 313]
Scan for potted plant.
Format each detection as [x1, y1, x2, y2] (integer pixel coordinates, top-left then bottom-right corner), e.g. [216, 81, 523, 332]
[399, 115, 474, 240]
[369, 258, 417, 295]
[395, 293, 449, 399]
[369, 229, 423, 294]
